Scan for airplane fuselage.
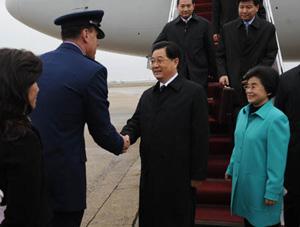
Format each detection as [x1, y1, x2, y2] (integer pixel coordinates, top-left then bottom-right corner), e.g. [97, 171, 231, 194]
[5, 0, 300, 60]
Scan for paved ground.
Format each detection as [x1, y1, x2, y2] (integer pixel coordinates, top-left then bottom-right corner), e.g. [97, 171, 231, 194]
[0, 83, 153, 226]
[82, 84, 153, 227]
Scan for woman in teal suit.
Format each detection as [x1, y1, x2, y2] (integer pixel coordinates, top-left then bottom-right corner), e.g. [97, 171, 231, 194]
[225, 66, 290, 227]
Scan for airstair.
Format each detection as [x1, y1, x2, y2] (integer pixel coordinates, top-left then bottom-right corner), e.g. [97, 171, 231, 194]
[167, 0, 284, 226]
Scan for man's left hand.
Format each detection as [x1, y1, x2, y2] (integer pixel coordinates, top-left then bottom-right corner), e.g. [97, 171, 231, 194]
[0, 190, 3, 204]
[121, 135, 130, 152]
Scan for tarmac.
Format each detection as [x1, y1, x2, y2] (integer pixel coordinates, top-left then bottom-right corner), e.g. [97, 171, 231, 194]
[82, 83, 154, 227]
[0, 83, 154, 227]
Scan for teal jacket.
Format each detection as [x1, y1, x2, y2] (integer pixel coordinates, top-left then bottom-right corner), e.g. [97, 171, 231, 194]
[226, 100, 290, 226]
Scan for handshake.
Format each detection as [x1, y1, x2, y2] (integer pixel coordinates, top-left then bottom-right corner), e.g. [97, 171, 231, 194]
[0, 190, 3, 204]
[121, 134, 130, 152]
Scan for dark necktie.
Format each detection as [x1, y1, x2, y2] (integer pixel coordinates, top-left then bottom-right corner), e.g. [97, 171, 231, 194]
[245, 22, 249, 35]
[160, 85, 166, 92]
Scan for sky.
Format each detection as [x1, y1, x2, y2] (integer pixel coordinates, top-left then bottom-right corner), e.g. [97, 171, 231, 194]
[0, 0, 154, 82]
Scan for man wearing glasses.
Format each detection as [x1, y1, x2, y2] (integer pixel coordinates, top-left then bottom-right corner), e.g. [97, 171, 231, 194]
[121, 41, 209, 227]
[217, 0, 277, 106]
[154, 0, 216, 89]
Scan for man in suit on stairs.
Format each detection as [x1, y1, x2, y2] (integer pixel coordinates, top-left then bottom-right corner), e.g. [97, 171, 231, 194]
[154, 0, 216, 89]
[216, 0, 277, 106]
[212, 0, 266, 45]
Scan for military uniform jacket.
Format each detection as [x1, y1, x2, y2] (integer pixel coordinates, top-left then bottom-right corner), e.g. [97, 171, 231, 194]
[121, 76, 209, 227]
[216, 16, 278, 91]
[154, 14, 216, 86]
[275, 65, 300, 195]
[31, 43, 123, 212]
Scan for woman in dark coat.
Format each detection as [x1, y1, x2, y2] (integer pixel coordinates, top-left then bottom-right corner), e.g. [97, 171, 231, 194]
[0, 48, 50, 226]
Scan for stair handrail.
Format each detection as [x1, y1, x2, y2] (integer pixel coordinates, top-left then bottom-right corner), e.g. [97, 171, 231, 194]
[264, 0, 285, 74]
[168, 0, 178, 22]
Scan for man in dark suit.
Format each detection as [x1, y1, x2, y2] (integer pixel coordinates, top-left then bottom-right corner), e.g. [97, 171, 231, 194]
[216, 0, 277, 105]
[275, 65, 300, 227]
[121, 41, 209, 227]
[31, 10, 129, 227]
[212, 0, 266, 44]
[154, 0, 216, 88]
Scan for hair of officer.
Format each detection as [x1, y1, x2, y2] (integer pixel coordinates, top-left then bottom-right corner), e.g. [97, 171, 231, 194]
[61, 25, 94, 40]
[151, 41, 182, 61]
[237, 0, 260, 6]
[177, 0, 196, 5]
[243, 66, 279, 99]
[0, 48, 42, 141]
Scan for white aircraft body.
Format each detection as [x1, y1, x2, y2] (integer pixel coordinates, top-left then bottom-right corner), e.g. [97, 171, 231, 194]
[271, 0, 300, 61]
[5, 0, 300, 60]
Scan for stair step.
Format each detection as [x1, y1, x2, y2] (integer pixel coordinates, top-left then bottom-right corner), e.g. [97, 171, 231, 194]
[195, 2, 212, 12]
[194, 0, 212, 21]
[196, 12, 212, 21]
[207, 82, 222, 98]
[209, 135, 233, 155]
[195, 205, 243, 226]
[209, 120, 231, 134]
[195, 0, 212, 4]
[208, 98, 220, 117]
[208, 98, 218, 116]
[195, 1, 238, 224]
[207, 155, 230, 178]
[196, 180, 231, 204]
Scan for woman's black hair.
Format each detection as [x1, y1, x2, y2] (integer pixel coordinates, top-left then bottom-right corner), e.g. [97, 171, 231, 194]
[0, 48, 42, 141]
[243, 65, 279, 99]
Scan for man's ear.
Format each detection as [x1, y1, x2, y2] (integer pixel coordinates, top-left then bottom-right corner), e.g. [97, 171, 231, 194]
[174, 57, 180, 68]
[81, 28, 89, 43]
[255, 4, 259, 13]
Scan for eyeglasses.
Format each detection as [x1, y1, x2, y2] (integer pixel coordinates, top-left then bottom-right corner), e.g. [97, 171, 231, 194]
[147, 57, 169, 67]
[243, 83, 260, 91]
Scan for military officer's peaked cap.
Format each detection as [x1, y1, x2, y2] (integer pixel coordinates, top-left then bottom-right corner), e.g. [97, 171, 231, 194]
[54, 10, 105, 39]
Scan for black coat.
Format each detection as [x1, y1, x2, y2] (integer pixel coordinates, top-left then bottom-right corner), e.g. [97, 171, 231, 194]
[212, 0, 266, 34]
[154, 14, 216, 87]
[275, 65, 300, 195]
[216, 16, 278, 91]
[121, 76, 209, 227]
[0, 127, 50, 227]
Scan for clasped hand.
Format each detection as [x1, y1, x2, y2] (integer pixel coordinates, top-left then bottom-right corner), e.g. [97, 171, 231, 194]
[121, 134, 130, 152]
[0, 190, 3, 204]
